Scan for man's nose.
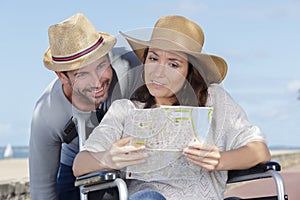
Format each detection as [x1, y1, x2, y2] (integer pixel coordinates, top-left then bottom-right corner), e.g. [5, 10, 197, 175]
[89, 71, 102, 87]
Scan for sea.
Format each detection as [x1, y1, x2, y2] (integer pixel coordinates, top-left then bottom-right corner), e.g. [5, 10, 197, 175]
[0, 146, 29, 160]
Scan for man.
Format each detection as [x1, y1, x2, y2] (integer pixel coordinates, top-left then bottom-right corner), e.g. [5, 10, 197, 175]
[29, 13, 141, 199]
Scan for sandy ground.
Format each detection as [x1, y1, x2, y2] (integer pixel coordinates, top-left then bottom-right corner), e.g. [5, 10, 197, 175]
[0, 158, 29, 183]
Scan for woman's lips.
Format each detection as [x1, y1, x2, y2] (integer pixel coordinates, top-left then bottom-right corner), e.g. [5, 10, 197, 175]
[151, 80, 165, 88]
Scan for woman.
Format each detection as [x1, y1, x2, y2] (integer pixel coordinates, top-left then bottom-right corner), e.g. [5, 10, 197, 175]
[73, 15, 271, 200]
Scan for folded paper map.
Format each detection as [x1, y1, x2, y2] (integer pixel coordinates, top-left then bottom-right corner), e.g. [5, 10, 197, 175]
[123, 106, 213, 181]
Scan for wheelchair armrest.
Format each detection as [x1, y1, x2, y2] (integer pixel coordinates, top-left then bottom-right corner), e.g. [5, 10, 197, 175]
[227, 161, 281, 184]
[75, 170, 123, 187]
[226, 161, 288, 200]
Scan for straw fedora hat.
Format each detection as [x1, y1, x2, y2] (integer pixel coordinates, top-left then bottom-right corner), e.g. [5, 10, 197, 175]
[44, 13, 116, 72]
[120, 15, 228, 84]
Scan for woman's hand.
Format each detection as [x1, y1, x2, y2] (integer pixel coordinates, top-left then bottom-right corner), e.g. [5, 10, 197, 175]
[101, 137, 148, 170]
[183, 140, 221, 172]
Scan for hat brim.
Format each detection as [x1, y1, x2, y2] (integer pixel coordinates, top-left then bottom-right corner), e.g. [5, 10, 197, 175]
[120, 31, 227, 84]
[43, 32, 116, 72]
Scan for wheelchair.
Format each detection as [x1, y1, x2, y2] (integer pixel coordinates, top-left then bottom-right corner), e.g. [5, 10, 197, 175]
[74, 114, 289, 200]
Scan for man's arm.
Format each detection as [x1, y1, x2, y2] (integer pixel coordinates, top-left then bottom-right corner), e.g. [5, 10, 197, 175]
[29, 112, 62, 200]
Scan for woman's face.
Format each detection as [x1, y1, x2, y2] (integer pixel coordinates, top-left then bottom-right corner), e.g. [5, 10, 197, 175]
[144, 48, 189, 105]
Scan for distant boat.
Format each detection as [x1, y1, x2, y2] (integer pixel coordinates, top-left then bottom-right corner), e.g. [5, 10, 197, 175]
[3, 143, 13, 158]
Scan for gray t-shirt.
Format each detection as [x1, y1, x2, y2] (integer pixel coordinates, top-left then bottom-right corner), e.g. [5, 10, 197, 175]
[29, 47, 142, 199]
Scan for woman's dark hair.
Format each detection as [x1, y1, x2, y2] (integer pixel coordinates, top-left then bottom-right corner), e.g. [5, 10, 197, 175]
[131, 48, 208, 108]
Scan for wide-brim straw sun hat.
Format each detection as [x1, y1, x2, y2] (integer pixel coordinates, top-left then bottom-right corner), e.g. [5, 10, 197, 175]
[120, 15, 228, 84]
[44, 13, 116, 72]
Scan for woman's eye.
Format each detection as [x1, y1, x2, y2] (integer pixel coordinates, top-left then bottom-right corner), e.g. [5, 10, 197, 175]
[169, 63, 178, 68]
[148, 56, 158, 62]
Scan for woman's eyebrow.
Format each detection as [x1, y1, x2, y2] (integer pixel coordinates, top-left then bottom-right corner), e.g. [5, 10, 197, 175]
[169, 57, 185, 63]
[149, 50, 185, 63]
[148, 50, 158, 56]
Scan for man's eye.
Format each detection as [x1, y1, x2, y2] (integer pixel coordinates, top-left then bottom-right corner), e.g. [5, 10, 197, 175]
[75, 73, 87, 79]
[97, 63, 108, 69]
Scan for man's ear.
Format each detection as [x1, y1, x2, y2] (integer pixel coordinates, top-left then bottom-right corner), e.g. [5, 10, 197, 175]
[56, 72, 69, 85]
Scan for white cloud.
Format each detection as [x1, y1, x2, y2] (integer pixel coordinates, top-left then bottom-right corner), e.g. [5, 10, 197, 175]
[287, 80, 300, 93]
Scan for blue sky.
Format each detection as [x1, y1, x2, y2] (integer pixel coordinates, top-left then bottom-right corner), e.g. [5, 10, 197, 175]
[0, 0, 300, 147]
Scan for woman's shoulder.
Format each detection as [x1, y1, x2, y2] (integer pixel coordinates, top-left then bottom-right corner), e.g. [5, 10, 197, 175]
[207, 84, 237, 106]
[208, 83, 226, 93]
[110, 99, 144, 109]
[207, 84, 227, 101]
[110, 99, 132, 107]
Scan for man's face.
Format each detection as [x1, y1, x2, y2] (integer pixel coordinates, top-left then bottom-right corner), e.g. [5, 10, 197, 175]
[65, 55, 113, 107]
